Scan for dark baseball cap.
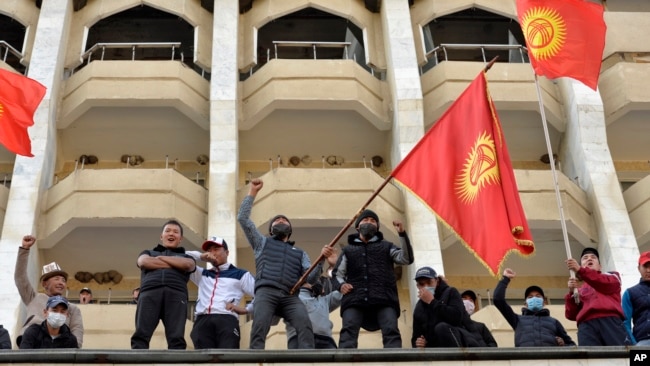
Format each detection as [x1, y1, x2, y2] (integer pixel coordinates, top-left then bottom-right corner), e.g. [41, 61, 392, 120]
[524, 285, 545, 299]
[46, 295, 69, 309]
[414, 266, 437, 280]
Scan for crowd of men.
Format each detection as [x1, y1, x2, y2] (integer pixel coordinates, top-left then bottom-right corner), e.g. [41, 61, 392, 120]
[4, 178, 649, 349]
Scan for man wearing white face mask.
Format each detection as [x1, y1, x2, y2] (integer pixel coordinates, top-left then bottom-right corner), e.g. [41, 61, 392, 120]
[461, 290, 497, 347]
[19, 295, 78, 349]
[411, 267, 485, 348]
[494, 268, 575, 347]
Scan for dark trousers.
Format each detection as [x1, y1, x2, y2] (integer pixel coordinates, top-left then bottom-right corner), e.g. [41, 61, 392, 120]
[577, 316, 631, 346]
[191, 314, 241, 349]
[339, 306, 401, 348]
[131, 287, 188, 349]
[289, 334, 337, 349]
[250, 286, 314, 349]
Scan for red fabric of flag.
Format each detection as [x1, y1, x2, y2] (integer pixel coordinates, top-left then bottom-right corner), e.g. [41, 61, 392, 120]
[517, 0, 606, 90]
[391, 72, 534, 276]
[0, 68, 46, 157]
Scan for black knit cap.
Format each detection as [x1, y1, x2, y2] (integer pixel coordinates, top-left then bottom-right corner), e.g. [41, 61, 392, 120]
[268, 214, 292, 235]
[355, 209, 379, 229]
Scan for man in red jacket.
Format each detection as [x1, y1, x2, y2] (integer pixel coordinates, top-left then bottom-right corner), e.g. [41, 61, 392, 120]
[565, 247, 631, 346]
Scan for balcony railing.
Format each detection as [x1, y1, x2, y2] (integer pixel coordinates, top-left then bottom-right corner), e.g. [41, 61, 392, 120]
[0, 40, 26, 74]
[66, 42, 210, 79]
[421, 43, 529, 74]
[241, 40, 386, 81]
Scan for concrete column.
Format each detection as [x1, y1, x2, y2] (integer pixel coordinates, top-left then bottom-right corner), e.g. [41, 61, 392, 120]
[0, 0, 72, 345]
[559, 79, 639, 291]
[207, 0, 239, 264]
[380, 0, 443, 307]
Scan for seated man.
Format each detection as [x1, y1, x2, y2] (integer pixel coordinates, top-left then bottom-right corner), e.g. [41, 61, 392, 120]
[461, 290, 497, 347]
[19, 296, 78, 349]
[411, 267, 484, 348]
[495, 268, 575, 347]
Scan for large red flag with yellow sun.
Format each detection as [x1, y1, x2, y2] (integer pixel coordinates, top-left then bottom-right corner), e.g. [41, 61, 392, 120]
[517, 0, 606, 90]
[391, 72, 534, 276]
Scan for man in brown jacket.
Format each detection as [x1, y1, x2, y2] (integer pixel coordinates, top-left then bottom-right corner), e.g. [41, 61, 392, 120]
[14, 235, 84, 347]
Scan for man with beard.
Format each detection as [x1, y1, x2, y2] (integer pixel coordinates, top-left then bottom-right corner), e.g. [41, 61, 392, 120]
[15, 235, 84, 347]
[130, 219, 196, 349]
[332, 209, 414, 348]
[237, 178, 315, 349]
[565, 247, 630, 346]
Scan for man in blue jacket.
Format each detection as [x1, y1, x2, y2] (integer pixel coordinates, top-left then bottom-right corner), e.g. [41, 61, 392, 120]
[623, 251, 650, 345]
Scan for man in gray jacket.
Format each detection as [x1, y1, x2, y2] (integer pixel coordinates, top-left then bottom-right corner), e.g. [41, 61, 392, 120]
[14, 235, 84, 348]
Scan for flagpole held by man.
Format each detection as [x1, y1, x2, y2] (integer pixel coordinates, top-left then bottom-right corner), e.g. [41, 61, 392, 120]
[516, 0, 607, 298]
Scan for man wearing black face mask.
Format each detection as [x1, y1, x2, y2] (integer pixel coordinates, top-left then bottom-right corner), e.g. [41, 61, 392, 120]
[237, 178, 315, 349]
[332, 209, 414, 348]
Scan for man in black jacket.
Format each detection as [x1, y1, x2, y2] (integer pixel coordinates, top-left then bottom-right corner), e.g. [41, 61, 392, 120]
[19, 295, 78, 349]
[333, 209, 414, 348]
[411, 267, 484, 347]
[494, 268, 575, 347]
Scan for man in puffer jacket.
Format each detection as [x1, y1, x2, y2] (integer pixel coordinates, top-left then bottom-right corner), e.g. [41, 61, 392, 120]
[494, 268, 575, 347]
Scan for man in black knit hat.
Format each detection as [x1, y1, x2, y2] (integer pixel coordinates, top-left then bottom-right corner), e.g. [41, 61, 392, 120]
[332, 209, 414, 348]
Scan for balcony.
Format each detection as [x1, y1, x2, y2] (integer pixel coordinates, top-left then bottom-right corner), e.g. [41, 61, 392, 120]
[60, 43, 210, 129]
[240, 59, 388, 131]
[420, 44, 564, 134]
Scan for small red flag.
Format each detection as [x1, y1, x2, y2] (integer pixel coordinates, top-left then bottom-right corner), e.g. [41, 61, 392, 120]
[391, 72, 534, 276]
[517, 0, 606, 90]
[0, 68, 47, 157]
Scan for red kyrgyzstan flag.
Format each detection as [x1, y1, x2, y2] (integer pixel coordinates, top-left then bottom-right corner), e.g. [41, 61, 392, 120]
[391, 72, 534, 276]
[517, 0, 606, 90]
[0, 68, 46, 157]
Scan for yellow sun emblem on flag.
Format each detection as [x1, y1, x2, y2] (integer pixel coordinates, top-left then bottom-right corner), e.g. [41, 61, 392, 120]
[456, 131, 500, 204]
[0, 101, 4, 118]
[521, 6, 567, 60]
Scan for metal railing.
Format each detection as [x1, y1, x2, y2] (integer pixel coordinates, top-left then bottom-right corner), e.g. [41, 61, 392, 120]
[0, 40, 26, 73]
[272, 40, 351, 60]
[66, 42, 209, 79]
[240, 40, 386, 81]
[422, 43, 529, 73]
